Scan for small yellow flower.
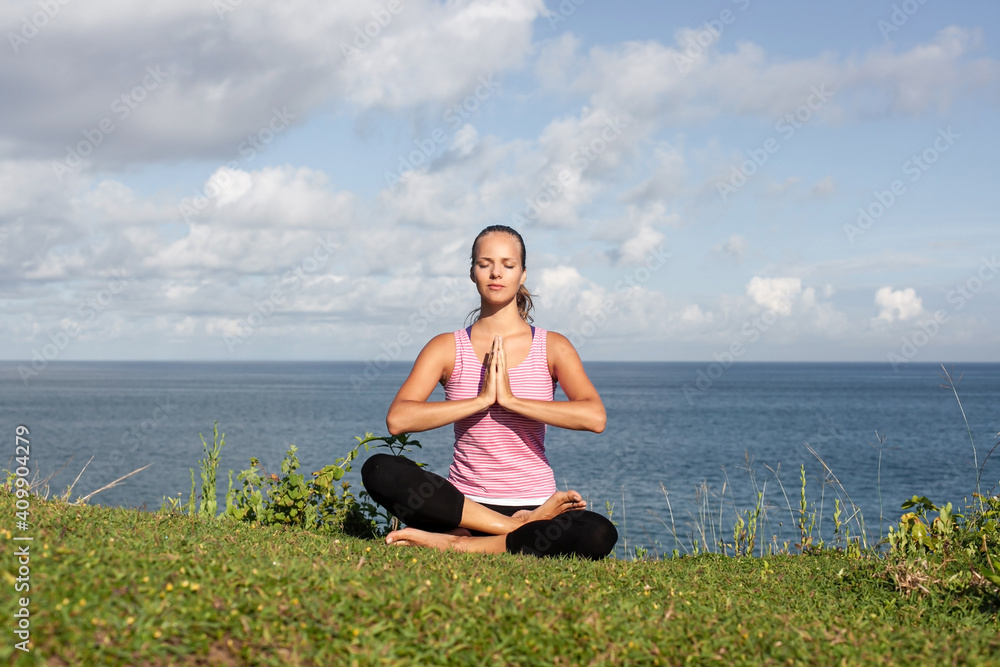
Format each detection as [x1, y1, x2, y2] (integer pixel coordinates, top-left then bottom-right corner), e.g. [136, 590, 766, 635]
[142, 576, 149, 583]
[352, 628, 360, 637]
[126, 617, 135, 625]
[189, 583, 200, 592]
[180, 580, 189, 588]
[78, 599, 86, 607]
[153, 629, 162, 639]
[165, 583, 174, 592]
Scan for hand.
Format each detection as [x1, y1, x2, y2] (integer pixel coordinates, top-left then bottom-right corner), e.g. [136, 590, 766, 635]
[494, 336, 516, 408]
[477, 336, 499, 408]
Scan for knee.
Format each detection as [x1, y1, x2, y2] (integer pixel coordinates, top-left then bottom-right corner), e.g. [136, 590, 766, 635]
[589, 515, 619, 559]
[570, 512, 618, 560]
[360, 453, 394, 491]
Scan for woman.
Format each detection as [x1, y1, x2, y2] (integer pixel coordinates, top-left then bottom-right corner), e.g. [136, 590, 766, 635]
[361, 225, 617, 559]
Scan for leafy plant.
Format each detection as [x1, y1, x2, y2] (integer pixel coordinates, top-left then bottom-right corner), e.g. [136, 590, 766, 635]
[220, 430, 425, 538]
[883, 493, 1000, 596]
[196, 422, 225, 518]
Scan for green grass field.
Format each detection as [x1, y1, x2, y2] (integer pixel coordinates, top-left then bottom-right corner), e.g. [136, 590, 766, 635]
[2, 492, 999, 666]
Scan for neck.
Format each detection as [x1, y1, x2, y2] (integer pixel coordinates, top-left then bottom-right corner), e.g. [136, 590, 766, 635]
[474, 301, 529, 336]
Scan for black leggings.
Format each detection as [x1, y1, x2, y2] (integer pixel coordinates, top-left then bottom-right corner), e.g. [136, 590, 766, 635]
[361, 453, 618, 560]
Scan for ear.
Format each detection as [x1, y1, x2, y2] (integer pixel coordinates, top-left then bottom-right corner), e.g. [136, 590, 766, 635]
[469, 266, 475, 283]
[519, 269, 526, 287]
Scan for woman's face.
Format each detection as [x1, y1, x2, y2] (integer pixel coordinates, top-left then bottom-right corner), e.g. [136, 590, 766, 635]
[470, 232, 526, 303]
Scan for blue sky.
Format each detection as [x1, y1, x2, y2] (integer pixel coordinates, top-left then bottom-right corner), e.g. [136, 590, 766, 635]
[1, 0, 998, 365]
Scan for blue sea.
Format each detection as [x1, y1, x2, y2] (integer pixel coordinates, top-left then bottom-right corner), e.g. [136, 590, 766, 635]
[2, 361, 998, 557]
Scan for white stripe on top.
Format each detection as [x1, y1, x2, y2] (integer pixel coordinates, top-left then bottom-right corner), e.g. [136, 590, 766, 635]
[445, 327, 558, 505]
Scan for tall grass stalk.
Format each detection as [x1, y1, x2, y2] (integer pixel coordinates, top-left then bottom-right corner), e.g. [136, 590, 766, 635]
[763, 463, 797, 529]
[658, 482, 681, 555]
[939, 364, 982, 507]
[805, 443, 870, 549]
[620, 485, 628, 557]
[868, 430, 888, 538]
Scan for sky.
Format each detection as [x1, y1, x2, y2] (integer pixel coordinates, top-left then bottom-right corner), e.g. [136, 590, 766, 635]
[1, 0, 998, 365]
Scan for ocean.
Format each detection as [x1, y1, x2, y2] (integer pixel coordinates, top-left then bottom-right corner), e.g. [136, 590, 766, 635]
[2, 360, 998, 557]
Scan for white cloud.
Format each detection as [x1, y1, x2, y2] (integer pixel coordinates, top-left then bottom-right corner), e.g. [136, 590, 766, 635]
[622, 142, 688, 204]
[874, 286, 924, 322]
[564, 27, 998, 126]
[0, 0, 546, 162]
[680, 304, 713, 325]
[1, 7, 996, 361]
[746, 277, 802, 315]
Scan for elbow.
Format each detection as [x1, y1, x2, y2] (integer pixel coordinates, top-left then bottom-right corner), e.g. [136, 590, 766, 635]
[591, 407, 607, 434]
[385, 409, 403, 437]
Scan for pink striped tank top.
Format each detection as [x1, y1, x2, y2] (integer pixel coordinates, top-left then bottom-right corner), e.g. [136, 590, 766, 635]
[444, 326, 558, 505]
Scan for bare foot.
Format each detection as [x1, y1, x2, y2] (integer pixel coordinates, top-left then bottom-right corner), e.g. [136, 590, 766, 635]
[385, 527, 506, 554]
[386, 527, 461, 551]
[520, 490, 586, 524]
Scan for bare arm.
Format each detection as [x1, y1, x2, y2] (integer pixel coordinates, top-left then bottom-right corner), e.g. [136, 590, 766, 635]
[385, 333, 493, 435]
[494, 332, 606, 433]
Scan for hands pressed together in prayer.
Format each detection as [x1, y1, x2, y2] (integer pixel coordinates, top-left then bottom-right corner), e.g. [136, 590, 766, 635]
[479, 335, 517, 409]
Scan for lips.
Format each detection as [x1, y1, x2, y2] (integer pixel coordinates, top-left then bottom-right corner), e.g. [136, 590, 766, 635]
[488, 284, 504, 290]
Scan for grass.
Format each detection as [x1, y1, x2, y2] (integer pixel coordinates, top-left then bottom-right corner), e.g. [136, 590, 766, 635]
[3, 491, 999, 666]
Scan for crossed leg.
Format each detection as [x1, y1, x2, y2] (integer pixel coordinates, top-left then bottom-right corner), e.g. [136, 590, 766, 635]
[361, 453, 586, 554]
[361, 453, 616, 558]
[385, 490, 586, 553]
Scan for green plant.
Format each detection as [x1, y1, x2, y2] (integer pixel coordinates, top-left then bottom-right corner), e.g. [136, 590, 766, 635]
[887, 495, 958, 556]
[796, 464, 817, 552]
[725, 492, 762, 557]
[882, 491, 1000, 595]
[196, 422, 225, 518]
[220, 430, 425, 539]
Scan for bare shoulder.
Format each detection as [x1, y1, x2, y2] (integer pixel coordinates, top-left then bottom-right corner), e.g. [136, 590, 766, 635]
[417, 331, 457, 384]
[545, 330, 580, 363]
[423, 331, 457, 354]
[544, 329, 600, 400]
